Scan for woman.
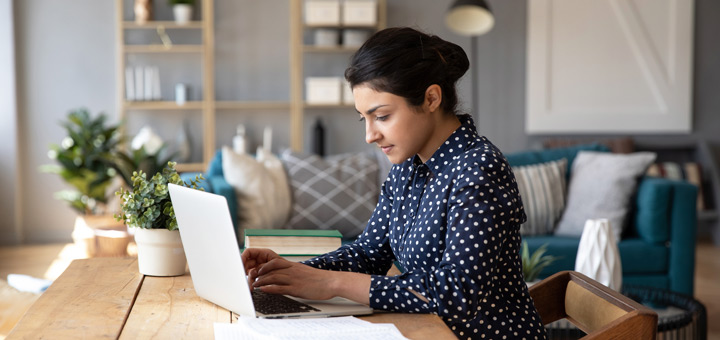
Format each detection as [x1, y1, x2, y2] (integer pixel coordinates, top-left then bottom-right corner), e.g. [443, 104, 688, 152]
[243, 27, 546, 339]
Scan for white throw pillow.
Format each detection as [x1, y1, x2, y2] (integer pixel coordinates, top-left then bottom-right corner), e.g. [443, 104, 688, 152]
[256, 147, 292, 228]
[554, 151, 656, 240]
[222, 147, 291, 242]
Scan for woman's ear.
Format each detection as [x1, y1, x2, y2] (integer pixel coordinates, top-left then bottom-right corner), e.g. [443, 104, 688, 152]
[424, 84, 443, 113]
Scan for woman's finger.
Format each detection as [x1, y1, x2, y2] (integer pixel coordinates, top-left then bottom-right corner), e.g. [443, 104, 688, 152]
[257, 258, 293, 276]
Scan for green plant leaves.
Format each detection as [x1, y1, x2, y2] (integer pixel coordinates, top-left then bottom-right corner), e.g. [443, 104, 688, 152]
[116, 161, 204, 230]
[521, 241, 560, 282]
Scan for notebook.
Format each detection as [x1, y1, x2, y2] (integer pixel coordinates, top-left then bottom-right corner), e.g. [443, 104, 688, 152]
[167, 183, 373, 318]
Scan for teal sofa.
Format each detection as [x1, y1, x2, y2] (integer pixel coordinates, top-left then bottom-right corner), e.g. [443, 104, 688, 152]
[505, 144, 698, 296]
[183, 144, 698, 296]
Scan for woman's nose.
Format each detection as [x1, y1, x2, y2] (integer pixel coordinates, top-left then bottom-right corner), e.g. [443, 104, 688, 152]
[365, 122, 380, 144]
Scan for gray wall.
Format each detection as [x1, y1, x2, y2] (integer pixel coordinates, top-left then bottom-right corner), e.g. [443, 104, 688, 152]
[3, 0, 719, 244]
[0, 0, 19, 244]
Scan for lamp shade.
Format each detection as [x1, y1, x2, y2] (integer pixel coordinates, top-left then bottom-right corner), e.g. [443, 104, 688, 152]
[445, 0, 495, 36]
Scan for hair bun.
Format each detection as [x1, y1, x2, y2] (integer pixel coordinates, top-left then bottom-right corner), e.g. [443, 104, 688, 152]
[428, 36, 470, 84]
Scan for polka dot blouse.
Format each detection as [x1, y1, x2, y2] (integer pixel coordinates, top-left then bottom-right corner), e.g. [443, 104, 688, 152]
[304, 115, 547, 339]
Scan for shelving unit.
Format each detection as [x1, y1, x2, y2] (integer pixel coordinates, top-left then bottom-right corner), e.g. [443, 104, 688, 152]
[115, 0, 215, 173]
[289, 0, 387, 151]
[115, 0, 386, 170]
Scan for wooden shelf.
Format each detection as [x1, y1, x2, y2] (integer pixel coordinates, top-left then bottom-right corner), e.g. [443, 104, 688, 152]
[304, 24, 379, 29]
[215, 101, 291, 110]
[122, 21, 204, 29]
[123, 101, 204, 110]
[303, 46, 359, 53]
[304, 103, 355, 109]
[123, 45, 204, 53]
[175, 163, 205, 173]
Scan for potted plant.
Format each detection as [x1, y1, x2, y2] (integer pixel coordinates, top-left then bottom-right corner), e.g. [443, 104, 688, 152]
[41, 108, 130, 256]
[169, 0, 194, 24]
[521, 241, 560, 287]
[116, 161, 203, 276]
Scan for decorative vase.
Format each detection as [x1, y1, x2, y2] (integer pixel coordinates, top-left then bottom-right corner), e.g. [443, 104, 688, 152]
[134, 0, 152, 24]
[133, 228, 187, 276]
[575, 218, 622, 291]
[173, 4, 193, 24]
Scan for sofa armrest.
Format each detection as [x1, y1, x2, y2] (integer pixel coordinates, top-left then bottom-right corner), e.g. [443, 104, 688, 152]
[179, 172, 212, 192]
[635, 177, 698, 295]
[206, 176, 239, 229]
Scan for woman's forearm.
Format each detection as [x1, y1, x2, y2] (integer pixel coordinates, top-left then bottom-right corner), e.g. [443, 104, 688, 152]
[328, 271, 372, 305]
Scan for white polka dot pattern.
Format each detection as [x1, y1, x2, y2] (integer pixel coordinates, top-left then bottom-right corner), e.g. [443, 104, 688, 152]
[304, 115, 547, 339]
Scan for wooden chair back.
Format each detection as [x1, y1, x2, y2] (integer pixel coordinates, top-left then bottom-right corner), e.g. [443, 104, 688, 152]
[529, 271, 658, 339]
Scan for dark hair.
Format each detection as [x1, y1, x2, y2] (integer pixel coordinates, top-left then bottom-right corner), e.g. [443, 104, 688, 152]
[345, 27, 470, 115]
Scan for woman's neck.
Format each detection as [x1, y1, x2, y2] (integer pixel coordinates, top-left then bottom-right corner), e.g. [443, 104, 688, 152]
[417, 114, 461, 163]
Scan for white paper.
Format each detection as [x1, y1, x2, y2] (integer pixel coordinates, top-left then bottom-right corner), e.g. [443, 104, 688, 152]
[214, 316, 409, 340]
[144, 66, 154, 101]
[134, 66, 144, 101]
[152, 66, 161, 100]
[125, 66, 135, 101]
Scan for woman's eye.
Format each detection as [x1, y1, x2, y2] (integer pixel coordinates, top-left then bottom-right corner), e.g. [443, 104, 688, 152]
[358, 116, 365, 122]
[376, 115, 388, 121]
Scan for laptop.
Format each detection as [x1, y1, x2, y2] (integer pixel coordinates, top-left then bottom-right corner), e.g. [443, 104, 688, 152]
[168, 183, 373, 318]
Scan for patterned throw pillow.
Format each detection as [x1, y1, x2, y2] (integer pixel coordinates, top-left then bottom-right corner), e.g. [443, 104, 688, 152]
[280, 150, 379, 239]
[513, 158, 568, 235]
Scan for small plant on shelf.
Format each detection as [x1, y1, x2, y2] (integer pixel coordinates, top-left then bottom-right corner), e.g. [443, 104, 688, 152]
[115, 161, 203, 230]
[169, 0, 195, 24]
[521, 241, 560, 283]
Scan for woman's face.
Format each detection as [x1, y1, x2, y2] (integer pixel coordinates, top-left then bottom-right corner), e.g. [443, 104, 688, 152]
[353, 84, 436, 164]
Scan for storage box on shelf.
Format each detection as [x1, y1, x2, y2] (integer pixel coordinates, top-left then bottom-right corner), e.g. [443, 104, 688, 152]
[290, 0, 386, 151]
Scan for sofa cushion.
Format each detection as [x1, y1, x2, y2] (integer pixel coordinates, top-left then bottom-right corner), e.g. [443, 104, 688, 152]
[524, 236, 669, 277]
[634, 177, 672, 244]
[514, 158, 567, 235]
[618, 238, 668, 274]
[505, 143, 610, 179]
[555, 151, 656, 240]
[281, 150, 379, 239]
[524, 236, 579, 277]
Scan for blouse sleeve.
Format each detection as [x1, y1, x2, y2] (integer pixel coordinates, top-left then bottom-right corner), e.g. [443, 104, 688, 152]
[302, 172, 397, 275]
[368, 160, 523, 322]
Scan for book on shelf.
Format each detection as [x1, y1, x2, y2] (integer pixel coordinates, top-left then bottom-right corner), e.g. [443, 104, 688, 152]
[244, 229, 342, 256]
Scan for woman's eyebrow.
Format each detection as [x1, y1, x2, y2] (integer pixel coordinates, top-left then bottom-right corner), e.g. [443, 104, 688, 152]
[356, 104, 389, 115]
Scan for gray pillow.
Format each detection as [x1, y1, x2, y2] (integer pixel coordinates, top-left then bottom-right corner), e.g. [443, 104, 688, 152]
[280, 150, 379, 239]
[555, 151, 656, 240]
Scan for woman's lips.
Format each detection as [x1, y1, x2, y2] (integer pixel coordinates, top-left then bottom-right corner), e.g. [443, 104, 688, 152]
[380, 145, 393, 154]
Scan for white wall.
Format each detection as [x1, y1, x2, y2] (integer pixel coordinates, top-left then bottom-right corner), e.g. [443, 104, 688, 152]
[0, 0, 20, 244]
[15, 0, 116, 243]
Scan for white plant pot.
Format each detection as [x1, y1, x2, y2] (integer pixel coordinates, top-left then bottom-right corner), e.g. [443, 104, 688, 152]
[134, 228, 187, 276]
[173, 4, 193, 25]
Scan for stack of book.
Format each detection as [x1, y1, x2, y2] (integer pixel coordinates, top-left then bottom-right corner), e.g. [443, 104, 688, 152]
[243, 229, 342, 262]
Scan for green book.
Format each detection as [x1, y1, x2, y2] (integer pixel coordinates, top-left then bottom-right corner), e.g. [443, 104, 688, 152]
[244, 229, 342, 238]
[243, 229, 342, 256]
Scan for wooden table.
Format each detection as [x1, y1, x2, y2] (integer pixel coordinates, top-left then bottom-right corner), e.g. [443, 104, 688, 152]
[9, 258, 456, 339]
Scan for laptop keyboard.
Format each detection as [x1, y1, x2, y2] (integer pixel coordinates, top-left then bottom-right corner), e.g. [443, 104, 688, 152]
[251, 290, 321, 315]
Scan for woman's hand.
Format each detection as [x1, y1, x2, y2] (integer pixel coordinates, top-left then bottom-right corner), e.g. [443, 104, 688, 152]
[252, 259, 372, 305]
[241, 248, 281, 285]
[251, 258, 339, 300]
